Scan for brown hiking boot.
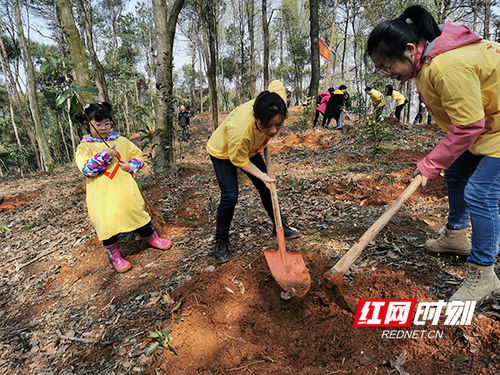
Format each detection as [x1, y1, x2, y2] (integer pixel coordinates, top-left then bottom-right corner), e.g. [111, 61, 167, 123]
[424, 228, 471, 256]
[449, 263, 500, 302]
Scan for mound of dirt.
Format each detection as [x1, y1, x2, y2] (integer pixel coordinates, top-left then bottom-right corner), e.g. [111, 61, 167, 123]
[147, 255, 498, 375]
[271, 130, 335, 153]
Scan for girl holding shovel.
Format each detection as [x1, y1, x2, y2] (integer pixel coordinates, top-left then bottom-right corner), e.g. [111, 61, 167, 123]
[207, 80, 299, 263]
[75, 102, 172, 273]
[366, 5, 500, 302]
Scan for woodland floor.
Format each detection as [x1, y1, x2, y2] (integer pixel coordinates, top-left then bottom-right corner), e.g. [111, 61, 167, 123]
[0, 109, 499, 375]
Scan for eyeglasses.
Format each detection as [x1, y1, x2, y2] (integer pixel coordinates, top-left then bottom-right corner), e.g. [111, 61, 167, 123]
[376, 61, 394, 74]
[90, 120, 112, 128]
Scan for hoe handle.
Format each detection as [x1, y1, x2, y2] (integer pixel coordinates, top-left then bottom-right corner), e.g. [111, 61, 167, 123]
[264, 147, 283, 230]
[328, 175, 422, 277]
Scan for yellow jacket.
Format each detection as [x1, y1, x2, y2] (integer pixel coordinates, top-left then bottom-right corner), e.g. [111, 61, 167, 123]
[416, 40, 500, 157]
[206, 80, 287, 167]
[75, 135, 151, 240]
[391, 90, 406, 106]
[369, 89, 386, 108]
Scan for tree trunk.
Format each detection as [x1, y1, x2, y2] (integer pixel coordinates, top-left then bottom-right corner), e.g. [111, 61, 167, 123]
[483, 0, 491, 40]
[199, 47, 204, 113]
[262, 0, 269, 88]
[308, 0, 320, 97]
[202, 1, 219, 130]
[67, 98, 76, 156]
[77, 0, 109, 102]
[54, 0, 95, 105]
[340, 5, 349, 81]
[247, 0, 256, 97]
[153, 0, 185, 169]
[326, 0, 339, 87]
[13, 0, 52, 169]
[8, 97, 22, 147]
[190, 26, 197, 113]
[436, 0, 451, 24]
[124, 92, 131, 134]
[0, 36, 41, 169]
[57, 119, 71, 160]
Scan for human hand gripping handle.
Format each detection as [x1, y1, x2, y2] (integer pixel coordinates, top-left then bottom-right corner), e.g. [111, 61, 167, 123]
[105, 145, 117, 159]
[413, 167, 428, 187]
[240, 159, 276, 188]
[119, 161, 133, 172]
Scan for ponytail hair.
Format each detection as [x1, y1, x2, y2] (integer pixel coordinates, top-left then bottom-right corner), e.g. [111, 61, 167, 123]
[253, 91, 287, 126]
[366, 5, 441, 62]
[385, 84, 394, 96]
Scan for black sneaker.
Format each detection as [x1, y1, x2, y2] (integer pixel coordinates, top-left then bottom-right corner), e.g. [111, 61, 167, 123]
[273, 225, 300, 239]
[214, 240, 230, 263]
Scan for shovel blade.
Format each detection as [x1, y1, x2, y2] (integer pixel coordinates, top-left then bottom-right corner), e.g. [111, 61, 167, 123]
[264, 249, 311, 297]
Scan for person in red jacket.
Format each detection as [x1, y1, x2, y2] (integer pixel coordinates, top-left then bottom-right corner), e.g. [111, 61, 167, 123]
[313, 87, 334, 127]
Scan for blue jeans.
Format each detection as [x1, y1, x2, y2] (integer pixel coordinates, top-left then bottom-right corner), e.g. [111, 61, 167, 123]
[335, 116, 343, 129]
[444, 151, 500, 266]
[210, 154, 274, 240]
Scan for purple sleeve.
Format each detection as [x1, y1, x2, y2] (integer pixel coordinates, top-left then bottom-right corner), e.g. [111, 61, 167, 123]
[417, 118, 485, 179]
[82, 150, 112, 177]
[128, 158, 144, 173]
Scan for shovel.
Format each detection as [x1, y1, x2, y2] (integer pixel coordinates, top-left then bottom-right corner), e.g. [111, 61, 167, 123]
[324, 175, 422, 307]
[263, 148, 311, 297]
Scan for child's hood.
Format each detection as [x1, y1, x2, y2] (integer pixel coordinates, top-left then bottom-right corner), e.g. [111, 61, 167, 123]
[424, 22, 482, 62]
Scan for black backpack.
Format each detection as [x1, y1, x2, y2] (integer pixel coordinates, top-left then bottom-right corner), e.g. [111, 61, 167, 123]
[316, 93, 325, 105]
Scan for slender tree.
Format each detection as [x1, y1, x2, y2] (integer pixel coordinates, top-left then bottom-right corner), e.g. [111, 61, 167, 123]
[13, 0, 52, 169]
[153, 0, 186, 168]
[308, 0, 319, 97]
[54, 0, 95, 105]
[261, 0, 269, 88]
[76, 0, 109, 102]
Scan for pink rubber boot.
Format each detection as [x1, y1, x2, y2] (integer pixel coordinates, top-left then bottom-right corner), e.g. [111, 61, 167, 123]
[104, 243, 132, 272]
[145, 231, 172, 250]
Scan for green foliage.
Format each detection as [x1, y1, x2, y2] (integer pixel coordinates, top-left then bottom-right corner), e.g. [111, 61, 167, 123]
[55, 85, 98, 124]
[296, 98, 315, 130]
[139, 124, 167, 174]
[147, 323, 177, 356]
[352, 115, 394, 158]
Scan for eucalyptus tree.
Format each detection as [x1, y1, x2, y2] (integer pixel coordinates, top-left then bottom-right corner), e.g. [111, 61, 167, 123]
[278, 0, 310, 103]
[75, 0, 109, 102]
[308, 0, 319, 97]
[152, 0, 186, 168]
[12, 0, 52, 169]
[261, 0, 270, 88]
[54, 0, 96, 105]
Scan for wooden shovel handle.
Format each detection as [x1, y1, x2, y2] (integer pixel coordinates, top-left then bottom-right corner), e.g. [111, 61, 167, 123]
[263, 147, 283, 230]
[328, 174, 422, 277]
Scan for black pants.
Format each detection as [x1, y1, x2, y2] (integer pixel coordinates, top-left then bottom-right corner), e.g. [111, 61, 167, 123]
[210, 153, 275, 240]
[394, 100, 409, 121]
[374, 105, 384, 122]
[313, 110, 320, 126]
[180, 125, 190, 141]
[102, 221, 154, 246]
[321, 115, 332, 128]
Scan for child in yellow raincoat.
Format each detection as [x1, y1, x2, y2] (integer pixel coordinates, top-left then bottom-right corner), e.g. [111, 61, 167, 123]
[75, 102, 172, 272]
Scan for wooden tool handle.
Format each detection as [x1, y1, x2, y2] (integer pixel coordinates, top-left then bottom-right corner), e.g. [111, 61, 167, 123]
[264, 148, 283, 230]
[328, 175, 422, 276]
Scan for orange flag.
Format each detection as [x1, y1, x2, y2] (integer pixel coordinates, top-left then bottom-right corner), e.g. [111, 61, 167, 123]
[318, 38, 330, 61]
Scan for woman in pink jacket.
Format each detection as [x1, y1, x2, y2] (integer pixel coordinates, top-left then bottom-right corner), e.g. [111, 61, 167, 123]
[367, 5, 500, 303]
[313, 87, 334, 127]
